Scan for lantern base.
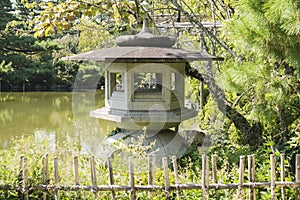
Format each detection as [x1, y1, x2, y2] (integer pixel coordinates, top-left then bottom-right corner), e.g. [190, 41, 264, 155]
[90, 107, 197, 130]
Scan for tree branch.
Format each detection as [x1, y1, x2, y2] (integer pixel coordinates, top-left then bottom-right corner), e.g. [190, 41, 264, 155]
[185, 63, 262, 147]
[3, 46, 42, 55]
[171, 0, 239, 59]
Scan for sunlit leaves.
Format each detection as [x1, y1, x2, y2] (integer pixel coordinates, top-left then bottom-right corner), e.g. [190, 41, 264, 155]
[0, 61, 13, 74]
[77, 20, 115, 52]
[225, 0, 300, 70]
[264, 0, 300, 35]
[27, 0, 139, 37]
[220, 60, 261, 92]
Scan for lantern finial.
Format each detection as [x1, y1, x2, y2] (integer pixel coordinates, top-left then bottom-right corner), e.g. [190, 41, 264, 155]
[140, 17, 151, 34]
[116, 17, 176, 47]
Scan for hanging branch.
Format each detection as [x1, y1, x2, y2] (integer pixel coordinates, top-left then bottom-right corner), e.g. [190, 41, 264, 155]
[134, 0, 140, 20]
[210, 0, 226, 20]
[170, 0, 238, 59]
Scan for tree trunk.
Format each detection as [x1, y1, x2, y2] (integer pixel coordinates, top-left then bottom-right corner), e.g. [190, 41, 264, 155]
[185, 63, 262, 147]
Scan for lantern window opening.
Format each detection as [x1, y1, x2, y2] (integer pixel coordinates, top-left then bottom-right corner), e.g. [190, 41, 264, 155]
[133, 72, 162, 94]
[109, 72, 124, 97]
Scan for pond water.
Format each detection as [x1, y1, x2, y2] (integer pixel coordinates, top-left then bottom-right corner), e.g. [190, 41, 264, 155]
[0, 91, 206, 170]
[0, 91, 116, 150]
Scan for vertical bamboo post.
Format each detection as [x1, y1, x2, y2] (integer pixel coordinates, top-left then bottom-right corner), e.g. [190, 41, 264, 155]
[22, 157, 29, 200]
[148, 154, 154, 199]
[238, 156, 245, 199]
[53, 157, 60, 200]
[248, 155, 252, 198]
[73, 156, 79, 185]
[202, 155, 209, 200]
[152, 154, 156, 183]
[252, 154, 256, 181]
[107, 157, 115, 200]
[280, 154, 286, 200]
[129, 157, 135, 200]
[42, 153, 49, 200]
[295, 154, 300, 198]
[270, 154, 276, 200]
[206, 156, 209, 190]
[248, 155, 256, 200]
[162, 157, 170, 200]
[252, 155, 256, 199]
[73, 156, 80, 199]
[172, 156, 181, 200]
[90, 156, 98, 199]
[211, 155, 218, 199]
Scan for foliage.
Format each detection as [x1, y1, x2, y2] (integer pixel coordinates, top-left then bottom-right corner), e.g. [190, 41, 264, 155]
[224, 0, 300, 72]
[219, 0, 300, 149]
[0, 62, 13, 94]
[22, 0, 138, 37]
[1, 0, 300, 198]
[76, 20, 115, 52]
[0, 0, 109, 92]
[0, 0, 64, 91]
[0, 0, 16, 31]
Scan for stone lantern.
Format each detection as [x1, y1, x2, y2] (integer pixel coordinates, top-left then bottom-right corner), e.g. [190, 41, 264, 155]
[64, 19, 222, 163]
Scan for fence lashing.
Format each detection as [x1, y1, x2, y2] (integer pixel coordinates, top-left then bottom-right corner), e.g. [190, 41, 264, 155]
[4, 154, 300, 198]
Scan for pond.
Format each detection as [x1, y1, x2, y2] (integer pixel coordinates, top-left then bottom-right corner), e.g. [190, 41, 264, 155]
[0, 91, 116, 150]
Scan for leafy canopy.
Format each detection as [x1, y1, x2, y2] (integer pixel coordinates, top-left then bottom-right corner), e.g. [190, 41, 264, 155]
[225, 0, 300, 71]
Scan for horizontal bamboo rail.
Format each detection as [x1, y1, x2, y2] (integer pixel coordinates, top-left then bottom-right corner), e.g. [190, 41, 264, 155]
[1, 154, 300, 199]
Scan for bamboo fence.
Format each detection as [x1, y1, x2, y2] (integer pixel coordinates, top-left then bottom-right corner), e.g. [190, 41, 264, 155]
[2, 154, 300, 199]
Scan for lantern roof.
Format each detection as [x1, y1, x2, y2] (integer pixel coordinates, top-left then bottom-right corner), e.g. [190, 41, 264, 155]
[62, 18, 223, 63]
[63, 46, 222, 63]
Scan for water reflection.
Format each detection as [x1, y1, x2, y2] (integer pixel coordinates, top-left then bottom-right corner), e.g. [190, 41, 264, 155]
[0, 91, 115, 150]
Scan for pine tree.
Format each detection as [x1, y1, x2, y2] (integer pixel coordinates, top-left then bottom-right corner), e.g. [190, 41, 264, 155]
[0, 0, 56, 91]
[225, 0, 300, 71]
[221, 0, 300, 147]
[0, 0, 16, 31]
